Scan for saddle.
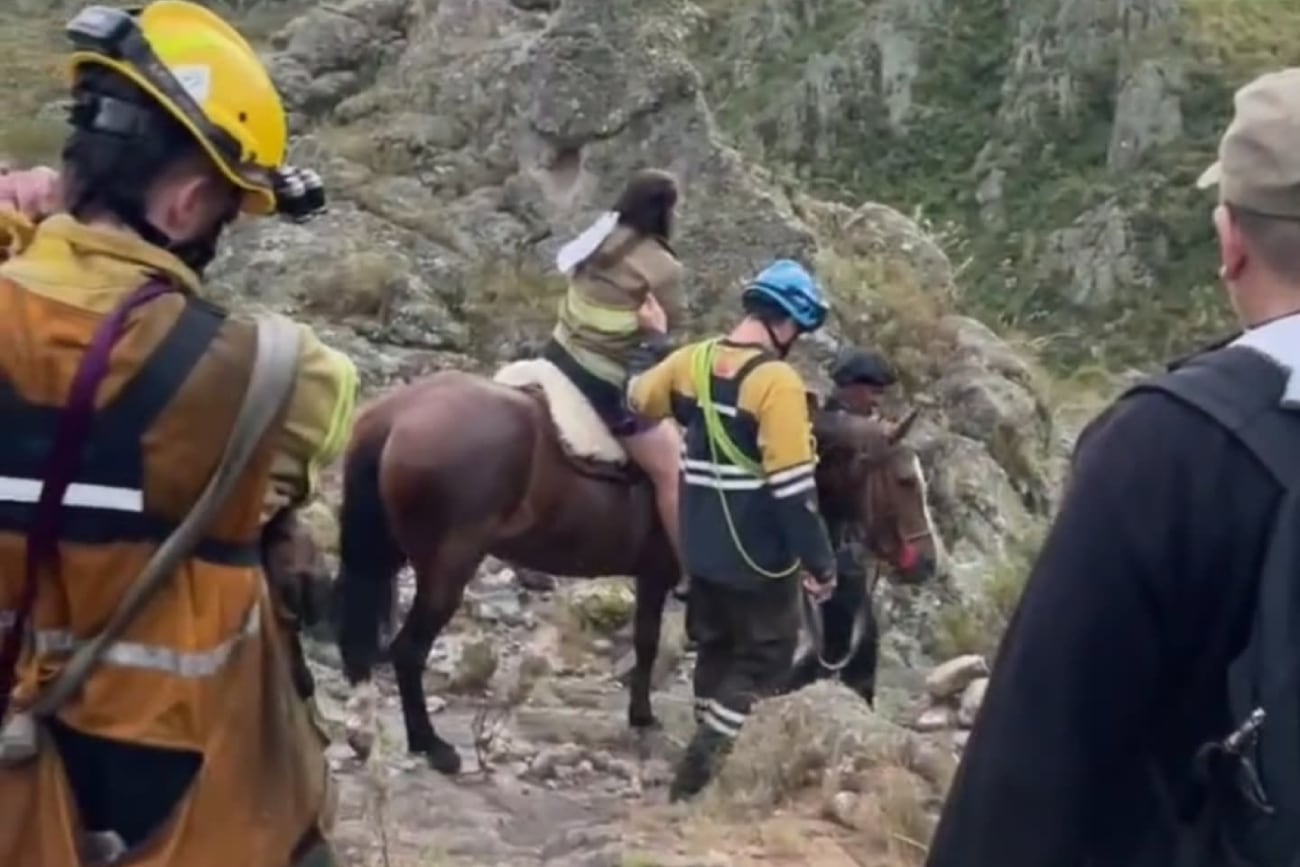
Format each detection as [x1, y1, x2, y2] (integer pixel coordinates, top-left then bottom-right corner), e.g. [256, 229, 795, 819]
[492, 358, 640, 484]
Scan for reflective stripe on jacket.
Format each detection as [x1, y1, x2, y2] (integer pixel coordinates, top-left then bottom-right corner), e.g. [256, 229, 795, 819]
[553, 223, 685, 384]
[0, 216, 337, 866]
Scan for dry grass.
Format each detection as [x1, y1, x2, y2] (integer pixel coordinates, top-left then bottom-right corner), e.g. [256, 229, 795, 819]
[0, 15, 69, 167]
[460, 258, 566, 344]
[931, 526, 1046, 659]
[631, 681, 958, 867]
[318, 120, 426, 179]
[815, 246, 960, 393]
[0, 3, 306, 167]
[447, 633, 498, 693]
[298, 249, 406, 321]
[1185, 0, 1300, 79]
[551, 579, 637, 665]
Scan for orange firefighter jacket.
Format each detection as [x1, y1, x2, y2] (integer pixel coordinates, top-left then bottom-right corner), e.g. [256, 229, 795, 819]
[0, 213, 357, 866]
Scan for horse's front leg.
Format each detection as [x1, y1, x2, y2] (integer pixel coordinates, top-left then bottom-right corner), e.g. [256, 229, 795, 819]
[628, 566, 673, 729]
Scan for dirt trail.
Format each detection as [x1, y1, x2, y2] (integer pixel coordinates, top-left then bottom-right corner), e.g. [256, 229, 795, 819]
[317, 666, 642, 866]
[305, 573, 939, 867]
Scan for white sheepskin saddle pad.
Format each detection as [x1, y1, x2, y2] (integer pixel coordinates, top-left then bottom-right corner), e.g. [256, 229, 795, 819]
[492, 358, 629, 465]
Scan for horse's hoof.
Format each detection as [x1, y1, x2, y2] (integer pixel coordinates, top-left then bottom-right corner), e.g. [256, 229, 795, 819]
[426, 743, 463, 776]
[345, 727, 374, 761]
[628, 712, 661, 731]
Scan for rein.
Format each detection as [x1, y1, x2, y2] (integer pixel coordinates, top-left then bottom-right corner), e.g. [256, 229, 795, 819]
[800, 443, 934, 673]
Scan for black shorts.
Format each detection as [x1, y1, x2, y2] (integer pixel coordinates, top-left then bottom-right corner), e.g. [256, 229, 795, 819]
[543, 339, 655, 438]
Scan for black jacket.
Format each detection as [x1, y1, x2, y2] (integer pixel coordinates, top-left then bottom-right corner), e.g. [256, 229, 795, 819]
[925, 365, 1284, 866]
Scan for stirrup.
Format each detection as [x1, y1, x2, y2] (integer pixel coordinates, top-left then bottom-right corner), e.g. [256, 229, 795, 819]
[0, 711, 39, 765]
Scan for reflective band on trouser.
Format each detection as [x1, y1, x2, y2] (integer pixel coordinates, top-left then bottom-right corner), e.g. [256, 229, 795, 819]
[28, 602, 260, 679]
[694, 697, 710, 724]
[702, 699, 746, 739]
[767, 462, 816, 499]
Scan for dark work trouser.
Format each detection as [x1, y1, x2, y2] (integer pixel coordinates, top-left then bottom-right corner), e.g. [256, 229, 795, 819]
[786, 536, 879, 703]
[689, 575, 800, 738]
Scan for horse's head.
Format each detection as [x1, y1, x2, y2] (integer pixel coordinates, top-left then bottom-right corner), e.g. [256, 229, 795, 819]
[813, 406, 940, 585]
[261, 506, 333, 630]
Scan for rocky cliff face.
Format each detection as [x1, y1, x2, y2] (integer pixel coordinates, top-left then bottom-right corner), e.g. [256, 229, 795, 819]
[689, 0, 1300, 368]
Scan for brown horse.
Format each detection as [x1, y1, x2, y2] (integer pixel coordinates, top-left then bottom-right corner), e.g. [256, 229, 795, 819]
[331, 360, 940, 775]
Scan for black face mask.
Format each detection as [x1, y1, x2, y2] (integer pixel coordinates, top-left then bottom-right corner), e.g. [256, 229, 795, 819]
[107, 190, 235, 276]
[166, 210, 234, 275]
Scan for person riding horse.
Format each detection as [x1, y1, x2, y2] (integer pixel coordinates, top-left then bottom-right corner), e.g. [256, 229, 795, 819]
[544, 170, 689, 592]
[0, 4, 356, 865]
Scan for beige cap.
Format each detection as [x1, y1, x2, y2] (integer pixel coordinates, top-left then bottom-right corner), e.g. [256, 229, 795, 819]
[1197, 68, 1300, 218]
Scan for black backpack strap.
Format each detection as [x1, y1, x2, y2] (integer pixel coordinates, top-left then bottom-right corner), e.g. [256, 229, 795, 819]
[1124, 346, 1300, 486]
[1128, 345, 1300, 864]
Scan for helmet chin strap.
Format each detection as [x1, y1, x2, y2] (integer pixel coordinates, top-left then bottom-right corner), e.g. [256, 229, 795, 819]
[762, 320, 795, 358]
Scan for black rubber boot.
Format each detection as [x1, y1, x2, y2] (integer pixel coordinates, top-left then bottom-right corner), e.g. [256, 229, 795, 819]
[668, 727, 732, 803]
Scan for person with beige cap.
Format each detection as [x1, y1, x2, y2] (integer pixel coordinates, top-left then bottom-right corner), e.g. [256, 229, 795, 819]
[925, 68, 1300, 867]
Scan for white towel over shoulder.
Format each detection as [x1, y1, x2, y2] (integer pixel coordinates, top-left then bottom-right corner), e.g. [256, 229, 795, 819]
[556, 211, 619, 276]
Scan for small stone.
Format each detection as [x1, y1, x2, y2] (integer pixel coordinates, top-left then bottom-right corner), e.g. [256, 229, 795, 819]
[925, 654, 990, 701]
[529, 743, 584, 778]
[825, 790, 860, 829]
[518, 568, 558, 592]
[591, 638, 613, 654]
[913, 704, 957, 732]
[577, 759, 594, 775]
[958, 677, 989, 727]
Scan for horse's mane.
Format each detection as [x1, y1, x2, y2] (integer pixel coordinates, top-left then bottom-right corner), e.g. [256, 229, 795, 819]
[813, 409, 893, 460]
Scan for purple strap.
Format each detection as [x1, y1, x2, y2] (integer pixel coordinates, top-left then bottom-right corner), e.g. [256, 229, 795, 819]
[0, 279, 176, 722]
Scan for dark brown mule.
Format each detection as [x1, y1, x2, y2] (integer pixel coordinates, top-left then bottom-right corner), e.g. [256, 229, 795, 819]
[331, 368, 940, 776]
[795, 406, 941, 702]
[813, 407, 939, 580]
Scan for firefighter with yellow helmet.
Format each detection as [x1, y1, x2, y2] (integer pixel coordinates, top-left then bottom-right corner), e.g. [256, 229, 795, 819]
[0, 3, 355, 865]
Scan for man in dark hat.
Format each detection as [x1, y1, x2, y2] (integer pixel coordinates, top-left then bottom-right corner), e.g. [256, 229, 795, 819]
[786, 347, 898, 703]
[825, 347, 898, 417]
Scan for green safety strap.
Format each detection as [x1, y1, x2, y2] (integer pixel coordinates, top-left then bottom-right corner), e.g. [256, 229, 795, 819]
[688, 338, 799, 579]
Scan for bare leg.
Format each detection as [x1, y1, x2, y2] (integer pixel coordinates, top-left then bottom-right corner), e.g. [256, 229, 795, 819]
[620, 421, 686, 592]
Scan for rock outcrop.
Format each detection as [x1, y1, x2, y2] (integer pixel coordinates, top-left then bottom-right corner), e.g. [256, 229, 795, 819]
[685, 0, 1261, 368]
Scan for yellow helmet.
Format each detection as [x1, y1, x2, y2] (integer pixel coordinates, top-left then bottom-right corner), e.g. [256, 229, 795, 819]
[65, 2, 288, 215]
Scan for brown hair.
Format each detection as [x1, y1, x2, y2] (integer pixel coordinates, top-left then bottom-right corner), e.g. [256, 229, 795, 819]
[612, 169, 678, 242]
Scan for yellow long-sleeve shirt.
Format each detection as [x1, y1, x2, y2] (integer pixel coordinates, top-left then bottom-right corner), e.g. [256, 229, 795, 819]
[629, 338, 835, 585]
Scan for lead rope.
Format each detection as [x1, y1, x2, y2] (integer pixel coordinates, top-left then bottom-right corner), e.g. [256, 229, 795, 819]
[800, 558, 878, 674]
[689, 338, 799, 579]
[689, 340, 851, 667]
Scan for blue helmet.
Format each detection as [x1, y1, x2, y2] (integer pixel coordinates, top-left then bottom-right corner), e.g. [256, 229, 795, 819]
[741, 259, 830, 332]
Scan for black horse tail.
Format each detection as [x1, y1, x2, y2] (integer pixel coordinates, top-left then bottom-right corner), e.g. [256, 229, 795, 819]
[334, 428, 404, 685]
